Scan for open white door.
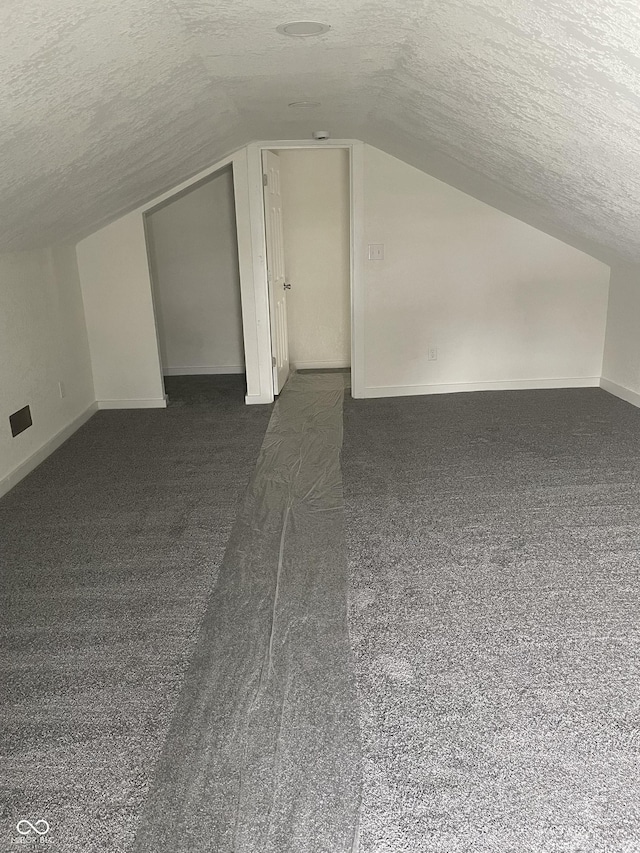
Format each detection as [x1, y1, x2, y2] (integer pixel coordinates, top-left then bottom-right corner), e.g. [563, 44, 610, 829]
[262, 150, 290, 395]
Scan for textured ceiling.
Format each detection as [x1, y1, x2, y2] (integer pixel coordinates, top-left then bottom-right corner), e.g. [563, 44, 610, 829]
[3, 0, 640, 262]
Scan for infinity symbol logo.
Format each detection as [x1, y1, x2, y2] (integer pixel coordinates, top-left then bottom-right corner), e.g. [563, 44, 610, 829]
[16, 819, 50, 836]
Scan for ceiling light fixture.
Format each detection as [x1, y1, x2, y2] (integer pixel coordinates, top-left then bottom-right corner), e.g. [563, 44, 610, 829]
[288, 101, 321, 109]
[276, 21, 331, 37]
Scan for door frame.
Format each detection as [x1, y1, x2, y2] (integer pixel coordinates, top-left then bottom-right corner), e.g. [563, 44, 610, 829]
[261, 150, 290, 394]
[143, 163, 247, 384]
[140, 139, 364, 406]
[247, 140, 365, 400]
[140, 147, 272, 405]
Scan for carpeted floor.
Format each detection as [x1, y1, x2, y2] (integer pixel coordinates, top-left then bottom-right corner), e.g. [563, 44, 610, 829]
[134, 371, 361, 853]
[342, 387, 640, 853]
[0, 375, 272, 852]
[164, 373, 248, 407]
[4, 378, 640, 852]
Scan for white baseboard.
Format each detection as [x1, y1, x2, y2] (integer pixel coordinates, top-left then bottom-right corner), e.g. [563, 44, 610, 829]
[292, 360, 350, 370]
[97, 397, 168, 409]
[0, 402, 98, 500]
[163, 366, 245, 375]
[364, 376, 600, 399]
[245, 392, 274, 405]
[600, 378, 640, 408]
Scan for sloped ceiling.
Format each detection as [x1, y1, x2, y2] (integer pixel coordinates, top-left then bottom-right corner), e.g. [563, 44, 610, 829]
[2, 0, 640, 263]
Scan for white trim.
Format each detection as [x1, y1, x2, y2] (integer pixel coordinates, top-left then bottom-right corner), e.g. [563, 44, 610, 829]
[234, 147, 273, 406]
[142, 216, 170, 402]
[253, 138, 363, 150]
[140, 139, 363, 409]
[245, 392, 274, 405]
[141, 146, 274, 411]
[246, 143, 276, 405]
[292, 360, 350, 370]
[97, 397, 167, 409]
[163, 365, 244, 375]
[350, 141, 365, 399]
[364, 377, 601, 398]
[0, 403, 98, 500]
[600, 377, 640, 408]
[140, 155, 236, 215]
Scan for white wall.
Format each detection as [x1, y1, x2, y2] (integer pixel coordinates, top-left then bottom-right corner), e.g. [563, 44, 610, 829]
[362, 145, 611, 396]
[146, 168, 245, 375]
[76, 212, 166, 408]
[72, 141, 613, 409]
[278, 149, 351, 369]
[74, 149, 273, 406]
[0, 246, 95, 497]
[601, 263, 640, 406]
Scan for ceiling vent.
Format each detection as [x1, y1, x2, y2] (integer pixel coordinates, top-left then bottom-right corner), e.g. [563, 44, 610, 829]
[276, 21, 331, 37]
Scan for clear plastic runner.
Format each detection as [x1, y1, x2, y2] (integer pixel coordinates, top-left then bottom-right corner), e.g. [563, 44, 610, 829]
[133, 371, 362, 853]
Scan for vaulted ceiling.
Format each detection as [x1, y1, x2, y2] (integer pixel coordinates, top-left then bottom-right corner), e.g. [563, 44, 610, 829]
[3, 0, 640, 263]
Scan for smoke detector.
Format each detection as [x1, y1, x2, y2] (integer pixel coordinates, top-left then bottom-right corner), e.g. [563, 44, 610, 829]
[312, 130, 330, 140]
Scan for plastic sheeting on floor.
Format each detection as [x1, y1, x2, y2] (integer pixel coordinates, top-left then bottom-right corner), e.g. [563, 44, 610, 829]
[133, 371, 362, 853]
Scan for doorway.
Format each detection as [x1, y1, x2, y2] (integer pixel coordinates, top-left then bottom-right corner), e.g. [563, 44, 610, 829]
[144, 165, 246, 401]
[262, 147, 352, 395]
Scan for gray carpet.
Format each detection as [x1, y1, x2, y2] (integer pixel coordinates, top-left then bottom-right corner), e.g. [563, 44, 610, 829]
[4, 377, 640, 852]
[133, 371, 362, 853]
[0, 375, 272, 852]
[164, 373, 247, 406]
[341, 388, 640, 852]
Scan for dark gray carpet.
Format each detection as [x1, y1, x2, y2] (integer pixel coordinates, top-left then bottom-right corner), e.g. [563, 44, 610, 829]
[0, 376, 272, 851]
[133, 371, 362, 853]
[342, 388, 640, 852]
[6, 376, 640, 852]
[164, 373, 247, 406]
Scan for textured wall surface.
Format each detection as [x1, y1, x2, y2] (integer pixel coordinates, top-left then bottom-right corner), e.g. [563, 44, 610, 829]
[2, 0, 640, 262]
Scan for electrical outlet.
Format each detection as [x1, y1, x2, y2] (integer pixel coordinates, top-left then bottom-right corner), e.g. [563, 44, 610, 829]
[58, 381, 66, 399]
[428, 346, 438, 361]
